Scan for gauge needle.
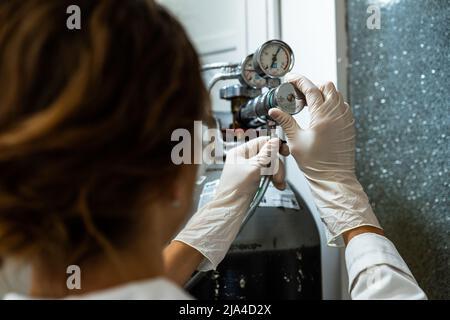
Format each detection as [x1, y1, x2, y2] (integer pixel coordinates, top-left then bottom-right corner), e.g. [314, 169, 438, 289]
[271, 48, 281, 68]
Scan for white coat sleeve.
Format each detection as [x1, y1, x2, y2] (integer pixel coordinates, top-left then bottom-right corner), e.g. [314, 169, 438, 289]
[345, 233, 427, 300]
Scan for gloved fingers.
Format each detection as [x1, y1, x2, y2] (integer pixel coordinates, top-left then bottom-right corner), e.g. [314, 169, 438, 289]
[332, 99, 354, 124]
[268, 108, 301, 139]
[229, 136, 270, 160]
[279, 140, 290, 157]
[272, 157, 287, 190]
[311, 89, 348, 124]
[343, 101, 354, 119]
[336, 92, 349, 115]
[342, 103, 357, 131]
[287, 74, 324, 112]
[245, 136, 290, 158]
[321, 81, 338, 100]
[253, 138, 281, 177]
[320, 95, 354, 126]
[254, 138, 279, 164]
[253, 140, 287, 189]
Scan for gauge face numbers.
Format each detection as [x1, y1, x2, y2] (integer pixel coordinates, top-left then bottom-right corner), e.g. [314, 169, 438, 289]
[241, 55, 266, 88]
[256, 40, 294, 78]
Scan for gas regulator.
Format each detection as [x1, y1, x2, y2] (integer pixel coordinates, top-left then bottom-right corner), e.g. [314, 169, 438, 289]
[203, 40, 306, 129]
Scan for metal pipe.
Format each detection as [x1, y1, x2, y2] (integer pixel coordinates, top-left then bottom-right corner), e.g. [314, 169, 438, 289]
[201, 62, 239, 72]
[207, 73, 240, 93]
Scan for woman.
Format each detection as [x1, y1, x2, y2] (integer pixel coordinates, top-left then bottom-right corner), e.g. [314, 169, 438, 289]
[0, 0, 426, 299]
[0, 0, 285, 299]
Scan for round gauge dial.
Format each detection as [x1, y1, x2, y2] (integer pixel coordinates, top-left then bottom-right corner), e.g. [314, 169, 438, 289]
[240, 55, 266, 89]
[272, 82, 304, 115]
[254, 40, 294, 78]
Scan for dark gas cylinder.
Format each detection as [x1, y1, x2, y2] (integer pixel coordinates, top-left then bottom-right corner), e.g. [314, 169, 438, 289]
[187, 164, 322, 300]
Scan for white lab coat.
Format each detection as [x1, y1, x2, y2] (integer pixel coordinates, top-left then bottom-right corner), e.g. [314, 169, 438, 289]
[4, 233, 426, 300]
[4, 278, 192, 300]
[345, 233, 427, 300]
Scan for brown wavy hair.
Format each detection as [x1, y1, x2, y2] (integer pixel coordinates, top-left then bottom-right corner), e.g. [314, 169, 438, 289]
[0, 0, 208, 267]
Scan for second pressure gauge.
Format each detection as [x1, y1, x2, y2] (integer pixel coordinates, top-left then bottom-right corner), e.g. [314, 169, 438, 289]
[240, 54, 267, 89]
[253, 40, 294, 78]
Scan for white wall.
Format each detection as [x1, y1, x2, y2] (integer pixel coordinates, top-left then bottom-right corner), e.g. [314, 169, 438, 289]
[159, 0, 247, 112]
[160, 0, 280, 112]
[160, 0, 247, 59]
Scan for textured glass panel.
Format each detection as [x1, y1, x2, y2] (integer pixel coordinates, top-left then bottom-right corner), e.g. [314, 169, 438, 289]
[347, 0, 449, 299]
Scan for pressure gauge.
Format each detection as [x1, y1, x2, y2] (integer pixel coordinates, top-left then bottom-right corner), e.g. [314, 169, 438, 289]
[253, 40, 294, 78]
[239, 54, 267, 89]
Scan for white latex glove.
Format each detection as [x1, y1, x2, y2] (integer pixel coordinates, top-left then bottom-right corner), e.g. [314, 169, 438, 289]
[174, 137, 287, 271]
[269, 75, 381, 246]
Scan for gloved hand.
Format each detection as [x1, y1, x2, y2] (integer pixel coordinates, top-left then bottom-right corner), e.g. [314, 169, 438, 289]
[174, 137, 287, 271]
[269, 75, 381, 246]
